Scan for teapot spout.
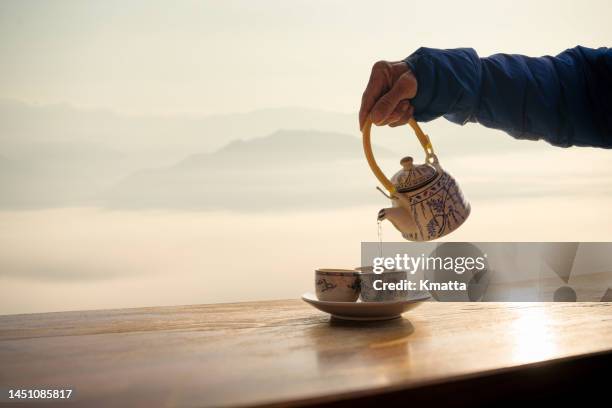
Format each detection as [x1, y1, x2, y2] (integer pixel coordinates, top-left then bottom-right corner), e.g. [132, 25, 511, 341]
[378, 206, 418, 238]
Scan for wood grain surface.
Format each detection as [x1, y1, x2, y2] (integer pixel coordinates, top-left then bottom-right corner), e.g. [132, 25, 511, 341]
[1, 301, 612, 407]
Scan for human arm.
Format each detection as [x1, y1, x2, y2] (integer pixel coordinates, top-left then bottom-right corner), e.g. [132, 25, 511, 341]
[360, 46, 612, 148]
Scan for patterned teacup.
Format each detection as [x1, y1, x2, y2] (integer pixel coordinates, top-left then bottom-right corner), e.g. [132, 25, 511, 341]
[357, 267, 410, 302]
[315, 269, 361, 302]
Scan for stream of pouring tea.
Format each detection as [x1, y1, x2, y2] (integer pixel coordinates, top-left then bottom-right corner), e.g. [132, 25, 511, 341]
[377, 219, 383, 258]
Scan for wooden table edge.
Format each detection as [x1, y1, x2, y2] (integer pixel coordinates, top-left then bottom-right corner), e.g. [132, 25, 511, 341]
[248, 348, 612, 408]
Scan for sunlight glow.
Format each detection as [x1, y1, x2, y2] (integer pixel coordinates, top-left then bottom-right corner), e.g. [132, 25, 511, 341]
[510, 306, 558, 364]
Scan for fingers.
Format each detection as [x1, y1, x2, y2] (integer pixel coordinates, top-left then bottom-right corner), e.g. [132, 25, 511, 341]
[389, 105, 415, 128]
[370, 71, 417, 126]
[359, 61, 417, 130]
[380, 99, 412, 126]
[359, 61, 392, 130]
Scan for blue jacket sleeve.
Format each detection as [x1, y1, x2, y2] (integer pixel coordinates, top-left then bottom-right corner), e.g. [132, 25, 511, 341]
[404, 46, 612, 148]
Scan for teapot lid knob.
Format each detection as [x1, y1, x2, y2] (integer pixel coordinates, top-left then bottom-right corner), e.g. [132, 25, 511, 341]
[400, 156, 413, 170]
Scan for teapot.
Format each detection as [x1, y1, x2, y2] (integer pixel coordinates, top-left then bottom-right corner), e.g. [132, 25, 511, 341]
[362, 117, 470, 241]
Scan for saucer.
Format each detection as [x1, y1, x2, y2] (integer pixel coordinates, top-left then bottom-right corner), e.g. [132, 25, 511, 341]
[301, 292, 430, 321]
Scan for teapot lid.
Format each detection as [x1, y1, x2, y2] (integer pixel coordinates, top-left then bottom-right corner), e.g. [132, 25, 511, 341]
[390, 156, 438, 193]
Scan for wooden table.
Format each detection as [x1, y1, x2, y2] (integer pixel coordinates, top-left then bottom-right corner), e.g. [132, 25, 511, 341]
[1, 301, 612, 407]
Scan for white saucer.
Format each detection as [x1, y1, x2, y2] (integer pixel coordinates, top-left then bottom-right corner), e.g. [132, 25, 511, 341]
[301, 292, 430, 321]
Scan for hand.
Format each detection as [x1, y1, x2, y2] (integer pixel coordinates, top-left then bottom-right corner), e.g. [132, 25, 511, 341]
[359, 60, 418, 130]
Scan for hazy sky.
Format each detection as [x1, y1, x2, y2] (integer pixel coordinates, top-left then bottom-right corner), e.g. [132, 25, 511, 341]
[1, 1, 612, 315]
[1, 0, 611, 115]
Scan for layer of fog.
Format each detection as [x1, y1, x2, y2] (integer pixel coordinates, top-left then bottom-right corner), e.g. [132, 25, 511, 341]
[2, 197, 612, 315]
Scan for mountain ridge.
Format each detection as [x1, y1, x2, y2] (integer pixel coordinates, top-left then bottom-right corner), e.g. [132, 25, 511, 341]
[176, 129, 395, 169]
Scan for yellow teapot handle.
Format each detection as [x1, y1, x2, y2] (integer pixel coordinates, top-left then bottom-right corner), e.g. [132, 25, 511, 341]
[362, 117, 437, 195]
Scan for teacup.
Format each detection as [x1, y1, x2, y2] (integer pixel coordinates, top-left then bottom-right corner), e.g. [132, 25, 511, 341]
[315, 269, 361, 302]
[357, 267, 410, 302]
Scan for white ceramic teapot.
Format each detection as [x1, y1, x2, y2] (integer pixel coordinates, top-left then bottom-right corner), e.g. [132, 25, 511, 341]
[362, 117, 470, 241]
